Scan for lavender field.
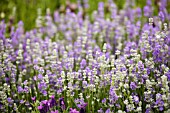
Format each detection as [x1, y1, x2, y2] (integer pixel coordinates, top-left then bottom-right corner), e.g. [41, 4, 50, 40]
[0, 0, 170, 113]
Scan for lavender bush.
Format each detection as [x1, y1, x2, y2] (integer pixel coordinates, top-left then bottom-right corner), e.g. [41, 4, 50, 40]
[0, 0, 170, 113]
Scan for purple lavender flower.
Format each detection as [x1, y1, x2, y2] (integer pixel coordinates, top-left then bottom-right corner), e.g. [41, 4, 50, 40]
[82, 81, 88, 88]
[138, 61, 144, 71]
[50, 110, 59, 113]
[155, 99, 164, 111]
[145, 108, 151, 113]
[130, 82, 137, 90]
[38, 104, 45, 113]
[0, 102, 3, 109]
[17, 86, 23, 93]
[25, 101, 30, 106]
[31, 96, 36, 102]
[159, 11, 165, 21]
[59, 97, 66, 111]
[49, 95, 57, 108]
[133, 95, 139, 104]
[105, 108, 111, 113]
[38, 74, 43, 80]
[136, 8, 142, 17]
[79, 108, 85, 113]
[159, 106, 164, 111]
[40, 100, 50, 113]
[7, 97, 13, 103]
[80, 59, 87, 69]
[102, 98, 106, 103]
[147, 0, 152, 6]
[79, 103, 87, 113]
[109, 87, 118, 105]
[70, 108, 79, 113]
[98, 108, 103, 113]
[20, 100, 25, 104]
[144, 6, 151, 17]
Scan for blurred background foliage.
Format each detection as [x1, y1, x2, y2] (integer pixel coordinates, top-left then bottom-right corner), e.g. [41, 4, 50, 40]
[0, 0, 170, 30]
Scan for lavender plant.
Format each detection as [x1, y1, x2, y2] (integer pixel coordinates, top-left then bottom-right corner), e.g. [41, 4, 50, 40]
[0, 0, 170, 113]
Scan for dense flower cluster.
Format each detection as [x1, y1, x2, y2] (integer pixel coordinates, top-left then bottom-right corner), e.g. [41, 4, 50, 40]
[0, 0, 170, 113]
